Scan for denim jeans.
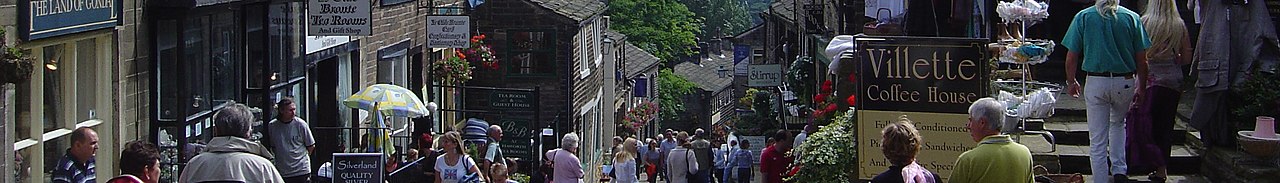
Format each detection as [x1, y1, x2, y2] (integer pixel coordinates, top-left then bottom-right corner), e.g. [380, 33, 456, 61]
[1085, 76, 1134, 183]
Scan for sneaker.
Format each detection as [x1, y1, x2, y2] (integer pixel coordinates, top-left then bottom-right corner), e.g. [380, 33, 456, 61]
[1113, 174, 1129, 183]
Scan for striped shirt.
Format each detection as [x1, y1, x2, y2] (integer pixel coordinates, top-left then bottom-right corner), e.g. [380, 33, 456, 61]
[52, 152, 95, 183]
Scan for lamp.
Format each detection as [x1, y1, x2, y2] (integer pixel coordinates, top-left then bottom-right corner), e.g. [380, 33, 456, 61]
[45, 59, 58, 71]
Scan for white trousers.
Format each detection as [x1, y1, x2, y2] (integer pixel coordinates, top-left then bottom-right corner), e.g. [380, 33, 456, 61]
[1085, 76, 1135, 183]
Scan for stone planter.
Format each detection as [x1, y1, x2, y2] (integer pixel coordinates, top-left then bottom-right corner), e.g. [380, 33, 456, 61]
[1237, 131, 1280, 159]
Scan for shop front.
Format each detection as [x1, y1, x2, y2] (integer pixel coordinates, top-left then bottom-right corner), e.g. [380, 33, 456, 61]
[147, 0, 315, 181]
[7, 0, 121, 181]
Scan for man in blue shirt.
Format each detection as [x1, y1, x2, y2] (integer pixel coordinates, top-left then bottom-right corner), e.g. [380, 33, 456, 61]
[52, 127, 97, 183]
[1062, 0, 1151, 182]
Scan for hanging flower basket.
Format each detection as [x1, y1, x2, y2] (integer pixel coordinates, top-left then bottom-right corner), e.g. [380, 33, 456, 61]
[463, 34, 500, 70]
[432, 51, 473, 86]
[622, 101, 658, 132]
[1, 42, 34, 84]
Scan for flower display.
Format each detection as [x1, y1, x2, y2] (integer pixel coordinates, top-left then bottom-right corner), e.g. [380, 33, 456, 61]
[622, 101, 658, 132]
[462, 34, 500, 70]
[432, 51, 473, 86]
[997, 0, 1050, 26]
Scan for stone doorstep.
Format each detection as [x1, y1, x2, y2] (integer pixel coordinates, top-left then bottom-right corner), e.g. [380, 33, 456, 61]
[1043, 120, 1192, 146]
[1079, 174, 1212, 183]
[1042, 144, 1202, 175]
[1201, 148, 1280, 182]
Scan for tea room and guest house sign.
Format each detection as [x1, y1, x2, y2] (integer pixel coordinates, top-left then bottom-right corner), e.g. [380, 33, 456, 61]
[18, 0, 121, 40]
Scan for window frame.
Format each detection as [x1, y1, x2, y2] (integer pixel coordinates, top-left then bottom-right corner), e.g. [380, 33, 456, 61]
[504, 29, 558, 78]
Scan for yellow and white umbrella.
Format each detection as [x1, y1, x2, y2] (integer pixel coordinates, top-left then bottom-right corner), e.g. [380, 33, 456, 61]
[343, 84, 428, 155]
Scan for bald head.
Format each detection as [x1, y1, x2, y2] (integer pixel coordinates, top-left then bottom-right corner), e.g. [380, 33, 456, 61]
[488, 125, 503, 141]
[70, 127, 99, 162]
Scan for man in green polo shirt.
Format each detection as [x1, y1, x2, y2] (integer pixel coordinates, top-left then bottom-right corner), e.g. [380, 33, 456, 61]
[949, 98, 1033, 183]
[1061, 0, 1151, 182]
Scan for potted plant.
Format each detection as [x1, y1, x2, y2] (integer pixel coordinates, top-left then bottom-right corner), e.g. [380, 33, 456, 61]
[1234, 71, 1280, 158]
[1, 29, 34, 84]
[787, 109, 858, 183]
[433, 51, 474, 86]
[621, 101, 658, 136]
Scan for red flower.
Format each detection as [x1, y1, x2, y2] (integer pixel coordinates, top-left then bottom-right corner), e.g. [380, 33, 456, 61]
[846, 95, 858, 106]
[847, 73, 857, 83]
[823, 104, 838, 113]
[821, 80, 834, 93]
[814, 93, 828, 103]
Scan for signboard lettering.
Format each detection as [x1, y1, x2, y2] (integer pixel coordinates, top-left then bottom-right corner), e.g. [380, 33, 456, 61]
[497, 118, 535, 159]
[308, 0, 372, 36]
[855, 37, 988, 181]
[427, 16, 471, 48]
[20, 0, 119, 40]
[332, 153, 385, 183]
[490, 91, 534, 109]
[748, 64, 783, 87]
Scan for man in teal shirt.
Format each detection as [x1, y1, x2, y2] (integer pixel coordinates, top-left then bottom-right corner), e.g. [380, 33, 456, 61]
[1061, 0, 1150, 182]
[950, 98, 1033, 183]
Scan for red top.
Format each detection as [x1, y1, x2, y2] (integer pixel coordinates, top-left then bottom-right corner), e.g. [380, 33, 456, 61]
[759, 145, 792, 183]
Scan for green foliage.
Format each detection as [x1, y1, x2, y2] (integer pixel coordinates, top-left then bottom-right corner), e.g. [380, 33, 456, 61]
[739, 88, 761, 108]
[511, 173, 531, 183]
[608, 0, 702, 64]
[1234, 72, 1280, 128]
[788, 109, 858, 183]
[679, 0, 754, 39]
[744, 0, 770, 24]
[658, 69, 698, 123]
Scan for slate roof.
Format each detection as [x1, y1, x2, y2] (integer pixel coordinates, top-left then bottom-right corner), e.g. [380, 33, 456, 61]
[767, 0, 796, 22]
[674, 51, 735, 92]
[623, 43, 660, 77]
[531, 0, 607, 22]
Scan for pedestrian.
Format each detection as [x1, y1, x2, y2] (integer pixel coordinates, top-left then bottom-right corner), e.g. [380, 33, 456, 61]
[108, 141, 161, 183]
[717, 140, 735, 183]
[483, 125, 506, 175]
[729, 140, 753, 183]
[1129, 0, 1191, 182]
[545, 132, 584, 183]
[949, 98, 1034, 183]
[713, 141, 727, 183]
[1062, 0, 1151, 181]
[645, 138, 663, 183]
[268, 97, 316, 183]
[406, 149, 420, 167]
[759, 130, 792, 183]
[614, 138, 640, 183]
[792, 125, 814, 157]
[666, 132, 699, 183]
[660, 129, 678, 181]
[872, 116, 942, 183]
[180, 103, 286, 183]
[420, 133, 443, 183]
[691, 129, 714, 183]
[53, 127, 98, 183]
[490, 163, 519, 183]
[436, 131, 488, 183]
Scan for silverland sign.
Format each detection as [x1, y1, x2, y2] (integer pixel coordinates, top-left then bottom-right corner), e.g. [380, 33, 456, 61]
[427, 16, 471, 48]
[308, 0, 371, 36]
[854, 37, 989, 181]
[333, 153, 384, 183]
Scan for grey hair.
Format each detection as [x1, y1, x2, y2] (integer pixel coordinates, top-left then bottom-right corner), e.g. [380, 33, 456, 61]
[968, 98, 1006, 131]
[214, 103, 255, 138]
[489, 125, 503, 135]
[561, 132, 580, 149]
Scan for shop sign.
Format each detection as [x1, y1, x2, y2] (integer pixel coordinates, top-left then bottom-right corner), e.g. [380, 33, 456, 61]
[489, 91, 534, 109]
[747, 64, 782, 87]
[19, 0, 120, 40]
[854, 36, 989, 181]
[332, 153, 384, 183]
[306, 35, 351, 54]
[427, 16, 471, 48]
[307, 0, 372, 36]
[497, 118, 535, 159]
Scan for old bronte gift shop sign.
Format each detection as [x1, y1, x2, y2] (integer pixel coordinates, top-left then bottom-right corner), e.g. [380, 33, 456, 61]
[854, 36, 988, 181]
[19, 0, 120, 40]
[308, 0, 371, 36]
[427, 16, 470, 48]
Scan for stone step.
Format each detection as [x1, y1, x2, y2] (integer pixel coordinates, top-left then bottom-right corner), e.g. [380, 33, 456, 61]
[1078, 175, 1212, 183]
[1042, 120, 1191, 146]
[1042, 144, 1202, 175]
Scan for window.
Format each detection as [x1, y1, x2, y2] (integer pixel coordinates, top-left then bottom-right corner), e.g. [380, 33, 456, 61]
[212, 12, 241, 105]
[246, 4, 267, 88]
[75, 39, 99, 121]
[42, 45, 67, 132]
[185, 16, 212, 116]
[157, 19, 180, 120]
[507, 31, 555, 76]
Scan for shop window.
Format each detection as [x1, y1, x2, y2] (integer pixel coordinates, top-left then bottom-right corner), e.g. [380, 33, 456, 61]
[76, 39, 99, 122]
[186, 16, 213, 116]
[42, 133, 71, 175]
[246, 4, 268, 89]
[212, 12, 242, 105]
[157, 19, 181, 120]
[42, 45, 67, 132]
[15, 66, 34, 142]
[507, 31, 556, 76]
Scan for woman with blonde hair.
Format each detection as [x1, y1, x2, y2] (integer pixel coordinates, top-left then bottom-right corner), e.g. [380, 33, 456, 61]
[872, 116, 941, 183]
[435, 131, 488, 183]
[1128, 0, 1191, 182]
[613, 138, 640, 183]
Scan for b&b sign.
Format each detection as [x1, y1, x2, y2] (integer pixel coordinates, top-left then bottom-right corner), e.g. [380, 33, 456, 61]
[748, 64, 782, 87]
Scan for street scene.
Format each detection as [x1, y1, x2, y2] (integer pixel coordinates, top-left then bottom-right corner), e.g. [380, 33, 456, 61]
[1, 0, 1279, 182]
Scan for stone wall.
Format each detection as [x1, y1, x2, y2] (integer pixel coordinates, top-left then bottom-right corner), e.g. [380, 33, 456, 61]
[359, 0, 426, 87]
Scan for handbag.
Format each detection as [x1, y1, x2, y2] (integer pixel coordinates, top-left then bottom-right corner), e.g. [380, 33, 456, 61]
[684, 150, 700, 183]
[543, 150, 558, 181]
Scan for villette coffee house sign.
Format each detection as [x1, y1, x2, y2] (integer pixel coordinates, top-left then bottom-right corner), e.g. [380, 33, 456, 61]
[853, 36, 989, 181]
[18, 0, 120, 40]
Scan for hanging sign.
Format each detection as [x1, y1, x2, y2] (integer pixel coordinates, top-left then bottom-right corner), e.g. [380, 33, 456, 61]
[427, 16, 471, 48]
[308, 0, 372, 36]
[332, 153, 385, 183]
[854, 36, 989, 181]
[748, 64, 783, 87]
[19, 0, 120, 40]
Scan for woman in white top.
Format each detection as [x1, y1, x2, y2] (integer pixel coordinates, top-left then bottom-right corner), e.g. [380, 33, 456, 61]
[665, 132, 699, 183]
[435, 131, 488, 183]
[613, 138, 640, 183]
